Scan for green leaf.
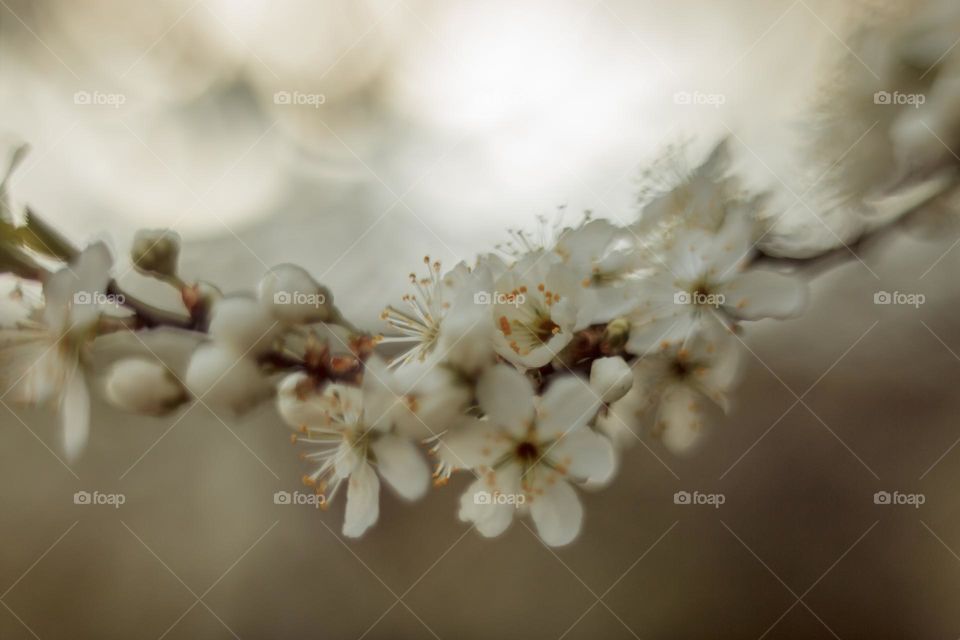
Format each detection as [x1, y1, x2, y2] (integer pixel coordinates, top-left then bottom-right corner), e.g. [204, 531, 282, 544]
[16, 208, 78, 261]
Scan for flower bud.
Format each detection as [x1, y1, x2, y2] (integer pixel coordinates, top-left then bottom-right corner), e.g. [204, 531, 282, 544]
[208, 296, 278, 355]
[104, 358, 187, 415]
[602, 317, 630, 352]
[276, 372, 329, 428]
[590, 356, 633, 403]
[258, 264, 334, 324]
[185, 344, 267, 410]
[131, 229, 180, 278]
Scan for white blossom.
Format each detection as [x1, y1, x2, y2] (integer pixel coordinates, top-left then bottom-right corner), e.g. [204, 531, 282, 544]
[0, 243, 112, 460]
[491, 254, 587, 369]
[606, 329, 741, 454]
[289, 357, 430, 537]
[437, 365, 613, 546]
[626, 214, 807, 354]
[379, 257, 465, 368]
[637, 140, 739, 233]
[553, 218, 644, 324]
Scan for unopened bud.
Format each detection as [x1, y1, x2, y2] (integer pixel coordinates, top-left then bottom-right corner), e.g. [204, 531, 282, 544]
[258, 264, 334, 324]
[131, 229, 181, 278]
[602, 317, 630, 352]
[104, 358, 187, 415]
[208, 296, 278, 355]
[185, 344, 267, 410]
[590, 356, 633, 403]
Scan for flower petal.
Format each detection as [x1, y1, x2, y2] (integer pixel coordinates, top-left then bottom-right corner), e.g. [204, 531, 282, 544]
[61, 366, 90, 462]
[370, 434, 429, 501]
[537, 376, 600, 439]
[436, 420, 511, 471]
[720, 270, 808, 320]
[361, 356, 399, 432]
[343, 461, 380, 538]
[458, 464, 520, 537]
[530, 480, 583, 547]
[656, 385, 707, 454]
[550, 428, 617, 485]
[477, 364, 534, 437]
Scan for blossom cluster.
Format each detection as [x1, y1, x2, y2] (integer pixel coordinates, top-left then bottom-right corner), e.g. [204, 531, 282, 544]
[1, 0, 958, 546]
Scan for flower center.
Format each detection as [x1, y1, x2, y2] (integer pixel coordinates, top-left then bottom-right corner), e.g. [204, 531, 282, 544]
[670, 358, 690, 379]
[515, 441, 539, 461]
[534, 317, 560, 343]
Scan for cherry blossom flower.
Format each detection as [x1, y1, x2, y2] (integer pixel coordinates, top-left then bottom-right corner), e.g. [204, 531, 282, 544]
[637, 140, 737, 234]
[491, 254, 588, 369]
[379, 257, 468, 368]
[553, 218, 644, 324]
[437, 365, 614, 546]
[605, 329, 742, 454]
[286, 357, 430, 537]
[626, 214, 807, 353]
[0, 243, 112, 460]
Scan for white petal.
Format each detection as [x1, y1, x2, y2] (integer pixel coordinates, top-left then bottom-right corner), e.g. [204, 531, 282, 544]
[3, 338, 67, 405]
[276, 373, 328, 428]
[61, 367, 90, 462]
[343, 462, 380, 538]
[537, 376, 600, 439]
[657, 385, 707, 455]
[360, 357, 400, 432]
[550, 428, 617, 484]
[458, 464, 520, 538]
[720, 270, 807, 320]
[586, 283, 644, 324]
[530, 480, 583, 547]
[477, 365, 534, 436]
[555, 219, 618, 269]
[333, 442, 362, 479]
[370, 435, 429, 501]
[705, 210, 753, 278]
[666, 228, 719, 281]
[688, 333, 742, 409]
[436, 421, 511, 471]
[625, 274, 698, 354]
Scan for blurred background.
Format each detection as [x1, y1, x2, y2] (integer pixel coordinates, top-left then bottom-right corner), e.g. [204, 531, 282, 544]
[3, 0, 960, 638]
